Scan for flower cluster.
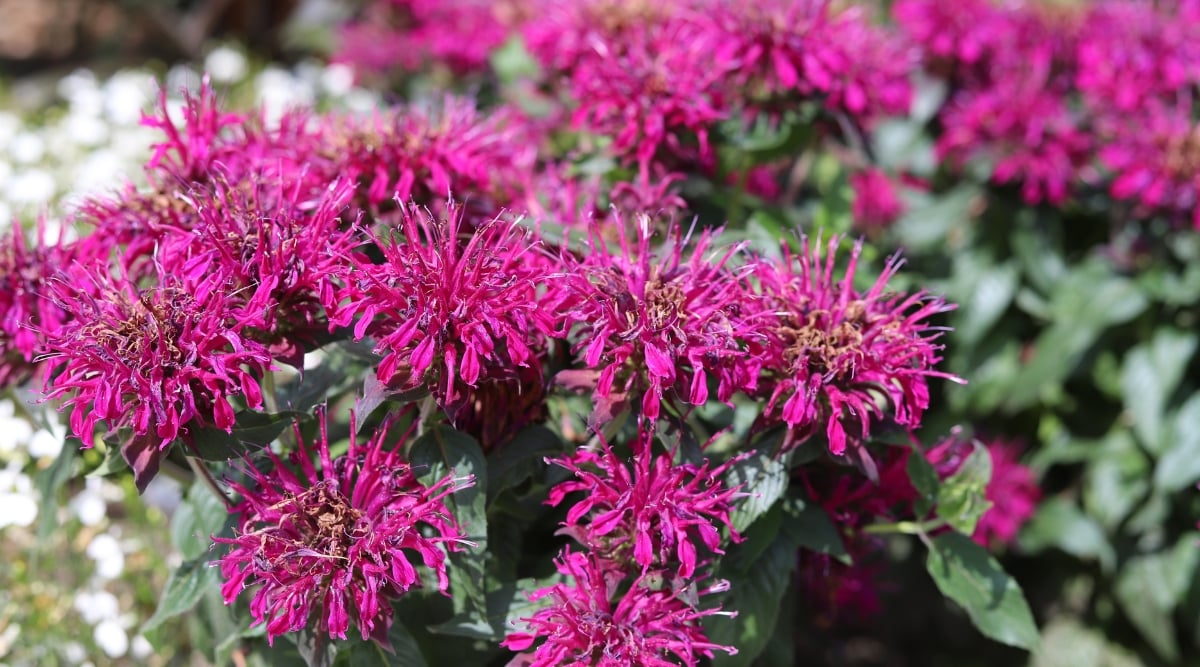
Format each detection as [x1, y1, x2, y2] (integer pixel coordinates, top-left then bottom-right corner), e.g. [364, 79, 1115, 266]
[507, 425, 741, 664]
[216, 410, 472, 644]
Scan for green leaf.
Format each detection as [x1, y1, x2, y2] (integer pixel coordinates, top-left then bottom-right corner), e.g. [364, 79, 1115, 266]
[336, 620, 428, 667]
[36, 438, 78, 540]
[431, 574, 563, 642]
[486, 425, 561, 504]
[1082, 430, 1149, 531]
[1154, 392, 1200, 491]
[1113, 536, 1200, 662]
[295, 623, 337, 667]
[190, 410, 305, 460]
[409, 426, 488, 619]
[723, 448, 794, 534]
[791, 502, 850, 564]
[708, 497, 809, 667]
[936, 441, 993, 536]
[1018, 497, 1115, 573]
[950, 253, 1019, 346]
[925, 532, 1039, 649]
[171, 482, 231, 560]
[1122, 329, 1198, 453]
[893, 185, 980, 253]
[907, 446, 940, 517]
[141, 557, 219, 636]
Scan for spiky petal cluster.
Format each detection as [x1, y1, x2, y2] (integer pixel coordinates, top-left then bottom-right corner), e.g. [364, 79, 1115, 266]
[315, 97, 535, 216]
[0, 221, 74, 388]
[547, 430, 742, 578]
[164, 173, 360, 365]
[849, 168, 905, 230]
[216, 410, 472, 644]
[554, 216, 755, 423]
[41, 263, 271, 452]
[753, 237, 959, 455]
[502, 549, 737, 666]
[331, 201, 552, 415]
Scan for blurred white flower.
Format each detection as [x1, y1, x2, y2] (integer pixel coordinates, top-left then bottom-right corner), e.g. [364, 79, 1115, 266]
[56, 69, 98, 102]
[9, 133, 45, 164]
[62, 642, 87, 663]
[73, 589, 120, 625]
[71, 478, 108, 526]
[85, 533, 125, 579]
[93, 619, 128, 658]
[0, 112, 20, 149]
[321, 63, 356, 97]
[256, 67, 315, 129]
[5, 169, 56, 205]
[206, 46, 248, 84]
[0, 491, 36, 528]
[63, 112, 109, 147]
[130, 634, 153, 660]
[27, 428, 63, 460]
[0, 401, 33, 453]
[103, 72, 155, 126]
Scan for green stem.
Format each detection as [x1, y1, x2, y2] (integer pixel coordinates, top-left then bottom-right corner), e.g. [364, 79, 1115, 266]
[185, 455, 232, 509]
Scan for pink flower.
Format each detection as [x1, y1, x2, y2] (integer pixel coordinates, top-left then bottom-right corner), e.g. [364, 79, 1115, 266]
[714, 1, 912, 119]
[41, 262, 272, 453]
[849, 168, 904, 229]
[547, 428, 743, 578]
[1098, 100, 1200, 229]
[315, 97, 535, 217]
[336, 0, 513, 76]
[502, 550, 737, 667]
[893, 0, 998, 65]
[553, 215, 757, 423]
[216, 408, 473, 645]
[926, 437, 1041, 548]
[0, 220, 76, 388]
[752, 237, 961, 455]
[167, 172, 361, 366]
[330, 200, 552, 417]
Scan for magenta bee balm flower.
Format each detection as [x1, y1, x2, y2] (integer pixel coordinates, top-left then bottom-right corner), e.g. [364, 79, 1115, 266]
[42, 264, 272, 465]
[216, 409, 473, 645]
[753, 237, 961, 454]
[502, 549, 737, 667]
[547, 429, 743, 579]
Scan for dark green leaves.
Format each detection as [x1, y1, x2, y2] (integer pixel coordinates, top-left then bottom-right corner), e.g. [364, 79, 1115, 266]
[409, 426, 488, 619]
[926, 532, 1039, 649]
[936, 441, 993, 535]
[190, 410, 305, 460]
[141, 556, 219, 636]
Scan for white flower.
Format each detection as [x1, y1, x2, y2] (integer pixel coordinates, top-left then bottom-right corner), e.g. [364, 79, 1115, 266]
[321, 63, 356, 97]
[0, 491, 36, 528]
[9, 132, 45, 164]
[27, 428, 64, 460]
[73, 589, 120, 625]
[86, 533, 125, 579]
[63, 112, 110, 147]
[0, 401, 33, 453]
[93, 619, 128, 658]
[5, 169, 57, 205]
[71, 479, 108, 526]
[130, 634, 153, 660]
[205, 46, 248, 84]
[103, 72, 155, 126]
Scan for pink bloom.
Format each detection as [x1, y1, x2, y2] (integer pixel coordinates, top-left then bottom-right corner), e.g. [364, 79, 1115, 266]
[547, 428, 743, 578]
[41, 262, 271, 454]
[849, 168, 904, 229]
[167, 173, 361, 366]
[502, 550, 737, 666]
[336, 0, 513, 76]
[70, 186, 199, 278]
[1098, 100, 1200, 229]
[893, 0, 998, 65]
[141, 77, 245, 184]
[714, 1, 912, 119]
[0, 219, 73, 387]
[315, 97, 535, 217]
[216, 409, 473, 645]
[752, 237, 960, 455]
[926, 437, 1041, 548]
[553, 215, 757, 423]
[330, 201, 552, 417]
[797, 544, 887, 625]
[937, 85, 1091, 205]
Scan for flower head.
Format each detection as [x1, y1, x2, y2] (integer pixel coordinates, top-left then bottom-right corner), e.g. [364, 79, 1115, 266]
[0, 219, 74, 388]
[850, 168, 905, 229]
[547, 428, 743, 578]
[331, 200, 552, 417]
[752, 237, 960, 455]
[42, 263, 271, 456]
[216, 408, 473, 645]
[554, 215, 757, 423]
[502, 549, 736, 666]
